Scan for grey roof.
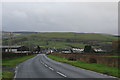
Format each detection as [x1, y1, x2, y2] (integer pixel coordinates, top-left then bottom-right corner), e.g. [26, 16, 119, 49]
[0, 46, 21, 48]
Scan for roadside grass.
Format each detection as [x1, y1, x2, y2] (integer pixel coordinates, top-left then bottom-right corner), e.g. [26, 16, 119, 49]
[2, 54, 36, 79]
[2, 71, 13, 79]
[47, 54, 119, 78]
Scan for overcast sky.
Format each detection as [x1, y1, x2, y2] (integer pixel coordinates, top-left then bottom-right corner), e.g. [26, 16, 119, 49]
[2, 2, 118, 35]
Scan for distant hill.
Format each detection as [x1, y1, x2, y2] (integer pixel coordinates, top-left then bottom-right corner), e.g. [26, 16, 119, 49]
[13, 31, 38, 34]
[2, 32, 118, 49]
[2, 31, 38, 40]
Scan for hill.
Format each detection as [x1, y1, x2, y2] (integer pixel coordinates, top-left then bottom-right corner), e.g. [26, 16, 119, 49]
[2, 32, 118, 50]
[2, 31, 37, 40]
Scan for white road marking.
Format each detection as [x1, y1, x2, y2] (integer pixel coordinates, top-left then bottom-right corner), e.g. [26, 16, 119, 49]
[14, 66, 18, 79]
[41, 61, 45, 65]
[49, 67, 54, 71]
[15, 70, 17, 73]
[45, 64, 48, 67]
[14, 74, 16, 79]
[57, 72, 67, 77]
[41, 61, 43, 64]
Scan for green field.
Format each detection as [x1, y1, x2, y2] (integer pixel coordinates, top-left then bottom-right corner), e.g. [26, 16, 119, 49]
[3, 32, 118, 49]
[47, 54, 119, 78]
[2, 54, 36, 79]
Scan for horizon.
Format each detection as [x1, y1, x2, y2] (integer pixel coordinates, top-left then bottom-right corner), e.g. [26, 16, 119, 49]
[2, 30, 119, 36]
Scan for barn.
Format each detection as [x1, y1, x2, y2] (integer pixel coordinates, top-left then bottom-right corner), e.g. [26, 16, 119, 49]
[1, 46, 29, 53]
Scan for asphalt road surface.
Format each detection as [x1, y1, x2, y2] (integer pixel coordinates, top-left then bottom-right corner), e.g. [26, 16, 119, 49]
[14, 54, 118, 80]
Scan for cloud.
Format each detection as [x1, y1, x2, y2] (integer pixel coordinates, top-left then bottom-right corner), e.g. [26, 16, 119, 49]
[2, 2, 118, 35]
[11, 10, 28, 19]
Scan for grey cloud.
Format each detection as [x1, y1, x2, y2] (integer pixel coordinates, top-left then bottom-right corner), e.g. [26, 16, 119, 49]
[2, 2, 118, 35]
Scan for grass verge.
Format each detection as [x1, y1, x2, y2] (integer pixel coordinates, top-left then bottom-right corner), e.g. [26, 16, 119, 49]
[47, 54, 119, 78]
[2, 54, 36, 80]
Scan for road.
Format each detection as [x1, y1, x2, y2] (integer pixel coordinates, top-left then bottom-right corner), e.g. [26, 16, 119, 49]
[14, 54, 118, 80]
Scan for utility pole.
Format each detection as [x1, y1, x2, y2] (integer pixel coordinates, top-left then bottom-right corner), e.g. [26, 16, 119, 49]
[8, 32, 12, 52]
[21, 42, 22, 54]
[29, 40, 31, 52]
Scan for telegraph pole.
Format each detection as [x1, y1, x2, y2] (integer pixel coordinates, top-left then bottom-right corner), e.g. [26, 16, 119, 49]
[8, 32, 12, 52]
[21, 42, 22, 54]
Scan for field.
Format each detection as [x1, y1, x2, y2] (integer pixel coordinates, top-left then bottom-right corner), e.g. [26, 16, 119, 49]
[47, 54, 119, 78]
[2, 32, 118, 50]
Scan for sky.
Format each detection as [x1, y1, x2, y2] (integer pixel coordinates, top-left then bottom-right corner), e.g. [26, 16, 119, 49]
[2, 2, 118, 35]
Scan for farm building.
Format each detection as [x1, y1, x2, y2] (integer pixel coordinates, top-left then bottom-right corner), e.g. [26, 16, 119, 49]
[94, 48, 106, 53]
[1, 46, 30, 53]
[72, 48, 84, 53]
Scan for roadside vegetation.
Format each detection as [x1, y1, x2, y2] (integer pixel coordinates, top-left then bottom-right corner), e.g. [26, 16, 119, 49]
[2, 54, 36, 80]
[47, 54, 119, 78]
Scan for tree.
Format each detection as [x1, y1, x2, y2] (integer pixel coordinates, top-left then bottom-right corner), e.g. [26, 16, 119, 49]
[36, 45, 41, 52]
[84, 45, 95, 53]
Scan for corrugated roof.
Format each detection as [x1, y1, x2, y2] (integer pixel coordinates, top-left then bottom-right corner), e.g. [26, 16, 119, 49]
[0, 46, 21, 48]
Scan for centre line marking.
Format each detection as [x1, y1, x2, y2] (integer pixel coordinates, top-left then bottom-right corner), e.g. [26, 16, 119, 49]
[41, 62, 44, 64]
[57, 72, 67, 77]
[45, 64, 48, 67]
[49, 67, 54, 71]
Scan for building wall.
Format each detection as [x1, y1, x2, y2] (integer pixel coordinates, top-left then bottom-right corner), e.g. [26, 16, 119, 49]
[5, 49, 17, 52]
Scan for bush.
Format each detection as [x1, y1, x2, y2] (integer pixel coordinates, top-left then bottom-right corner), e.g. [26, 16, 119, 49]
[2, 52, 32, 59]
[84, 45, 95, 53]
[89, 58, 97, 63]
[68, 57, 76, 61]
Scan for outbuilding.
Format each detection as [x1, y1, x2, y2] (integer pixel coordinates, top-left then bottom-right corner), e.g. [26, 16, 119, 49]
[1, 46, 29, 53]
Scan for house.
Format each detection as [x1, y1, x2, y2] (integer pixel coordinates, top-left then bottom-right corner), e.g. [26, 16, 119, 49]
[61, 49, 71, 53]
[57, 49, 72, 53]
[1, 46, 30, 53]
[72, 48, 84, 53]
[94, 48, 106, 53]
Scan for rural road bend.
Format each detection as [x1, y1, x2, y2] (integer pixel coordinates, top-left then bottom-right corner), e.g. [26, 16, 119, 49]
[15, 54, 117, 79]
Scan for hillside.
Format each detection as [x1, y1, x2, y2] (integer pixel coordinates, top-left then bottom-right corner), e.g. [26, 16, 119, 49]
[2, 32, 118, 50]
[2, 31, 38, 40]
